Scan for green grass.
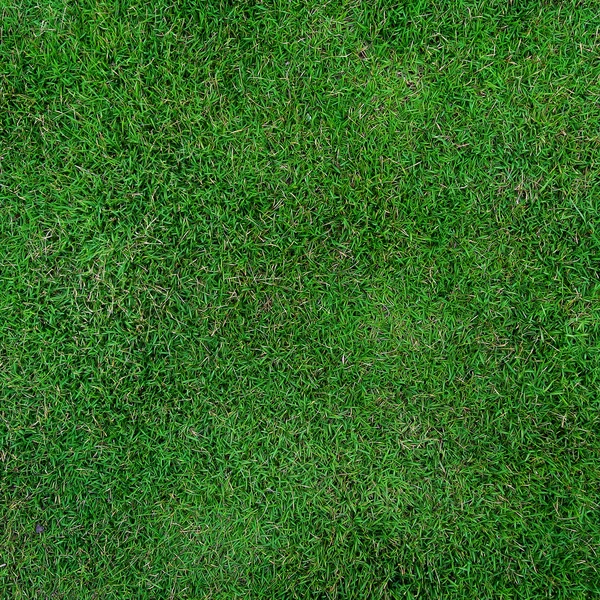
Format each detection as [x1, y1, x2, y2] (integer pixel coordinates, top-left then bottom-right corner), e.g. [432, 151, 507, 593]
[1, 0, 600, 597]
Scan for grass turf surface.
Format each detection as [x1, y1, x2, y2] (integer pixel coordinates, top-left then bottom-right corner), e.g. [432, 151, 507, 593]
[1, 0, 600, 597]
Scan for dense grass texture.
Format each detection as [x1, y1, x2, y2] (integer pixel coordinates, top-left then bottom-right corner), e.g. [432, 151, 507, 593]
[1, 0, 600, 597]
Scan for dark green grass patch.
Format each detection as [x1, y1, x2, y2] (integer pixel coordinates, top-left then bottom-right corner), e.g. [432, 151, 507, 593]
[1, 0, 600, 597]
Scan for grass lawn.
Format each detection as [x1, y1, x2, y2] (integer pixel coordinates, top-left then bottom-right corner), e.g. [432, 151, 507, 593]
[1, 0, 600, 597]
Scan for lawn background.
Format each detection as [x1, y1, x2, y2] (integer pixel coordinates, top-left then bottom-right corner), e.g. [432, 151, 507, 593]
[1, 0, 600, 597]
